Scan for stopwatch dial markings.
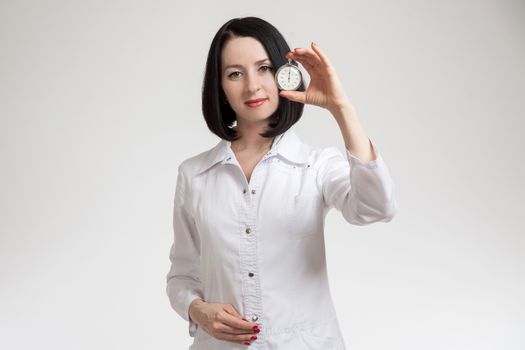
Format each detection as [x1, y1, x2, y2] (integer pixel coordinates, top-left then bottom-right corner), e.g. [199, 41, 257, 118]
[278, 68, 301, 89]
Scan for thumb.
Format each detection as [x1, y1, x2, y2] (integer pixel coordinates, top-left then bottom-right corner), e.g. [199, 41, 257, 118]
[279, 90, 306, 104]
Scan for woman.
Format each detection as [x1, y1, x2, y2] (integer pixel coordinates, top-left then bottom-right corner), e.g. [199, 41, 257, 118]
[166, 16, 397, 349]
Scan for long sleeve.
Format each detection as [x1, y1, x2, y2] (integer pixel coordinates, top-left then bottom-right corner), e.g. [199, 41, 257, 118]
[316, 138, 397, 225]
[166, 164, 204, 337]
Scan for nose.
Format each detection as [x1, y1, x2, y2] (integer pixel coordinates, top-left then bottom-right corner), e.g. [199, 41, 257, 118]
[245, 70, 261, 94]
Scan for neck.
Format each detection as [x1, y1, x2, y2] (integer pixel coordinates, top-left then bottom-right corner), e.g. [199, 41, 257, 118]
[232, 120, 275, 152]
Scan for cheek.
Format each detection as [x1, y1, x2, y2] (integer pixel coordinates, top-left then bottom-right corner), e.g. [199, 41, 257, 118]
[264, 76, 279, 95]
[221, 81, 236, 99]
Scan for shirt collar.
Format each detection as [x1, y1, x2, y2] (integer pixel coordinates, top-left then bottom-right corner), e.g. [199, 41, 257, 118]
[196, 128, 309, 175]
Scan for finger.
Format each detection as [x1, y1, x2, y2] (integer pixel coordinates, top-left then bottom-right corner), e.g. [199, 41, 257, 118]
[212, 325, 258, 344]
[279, 90, 306, 104]
[295, 44, 323, 64]
[220, 310, 259, 332]
[286, 52, 315, 72]
[213, 323, 259, 345]
[216, 331, 258, 346]
[290, 50, 320, 69]
[222, 305, 259, 329]
[287, 52, 324, 80]
[215, 322, 256, 335]
[310, 42, 333, 67]
[223, 304, 242, 318]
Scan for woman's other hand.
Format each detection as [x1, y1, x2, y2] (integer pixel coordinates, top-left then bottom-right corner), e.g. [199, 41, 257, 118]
[279, 42, 352, 114]
[189, 299, 260, 346]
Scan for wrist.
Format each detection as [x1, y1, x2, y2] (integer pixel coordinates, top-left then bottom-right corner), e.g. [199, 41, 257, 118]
[189, 298, 205, 320]
[330, 102, 358, 123]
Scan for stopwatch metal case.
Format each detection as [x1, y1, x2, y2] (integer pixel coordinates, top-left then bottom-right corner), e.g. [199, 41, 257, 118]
[275, 58, 303, 91]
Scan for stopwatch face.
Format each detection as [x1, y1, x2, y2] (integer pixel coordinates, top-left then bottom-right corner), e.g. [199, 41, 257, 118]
[275, 63, 302, 91]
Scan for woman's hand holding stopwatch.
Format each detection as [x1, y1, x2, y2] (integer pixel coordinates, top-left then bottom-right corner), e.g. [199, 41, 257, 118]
[279, 42, 352, 115]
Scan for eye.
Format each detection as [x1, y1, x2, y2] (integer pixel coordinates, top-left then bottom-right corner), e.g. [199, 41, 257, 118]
[260, 65, 273, 72]
[228, 71, 241, 79]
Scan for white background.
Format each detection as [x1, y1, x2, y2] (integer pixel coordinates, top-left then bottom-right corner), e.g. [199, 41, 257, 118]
[1, 0, 524, 349]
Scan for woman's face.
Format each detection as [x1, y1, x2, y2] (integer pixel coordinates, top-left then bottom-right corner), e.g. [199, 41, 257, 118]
[220, 36, 279, 125]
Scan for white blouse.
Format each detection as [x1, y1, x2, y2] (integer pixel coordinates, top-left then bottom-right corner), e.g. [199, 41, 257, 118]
[166, 127, 397, 350]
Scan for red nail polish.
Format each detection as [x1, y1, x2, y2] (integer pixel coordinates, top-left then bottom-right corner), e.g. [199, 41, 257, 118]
[242, 318, 248, 321]
[244, 341, 251, 345]
[250, 335, 258, 340]
[252, 326, 258, 331]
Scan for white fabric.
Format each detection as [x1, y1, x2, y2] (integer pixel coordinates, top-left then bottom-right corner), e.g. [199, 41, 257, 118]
[166, 127, 397, 349]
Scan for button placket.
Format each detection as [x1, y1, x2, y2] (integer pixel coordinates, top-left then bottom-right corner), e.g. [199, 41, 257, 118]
[239, 163, 264, 335]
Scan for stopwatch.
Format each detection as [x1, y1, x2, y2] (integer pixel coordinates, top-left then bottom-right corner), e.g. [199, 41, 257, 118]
[275, 58, 303, 91]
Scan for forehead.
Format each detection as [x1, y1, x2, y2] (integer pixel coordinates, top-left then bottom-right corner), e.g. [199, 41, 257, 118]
[221, 37, 270, 68]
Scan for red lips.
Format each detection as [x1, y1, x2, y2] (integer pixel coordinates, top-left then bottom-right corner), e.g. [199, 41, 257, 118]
[245, 98, 268, 104]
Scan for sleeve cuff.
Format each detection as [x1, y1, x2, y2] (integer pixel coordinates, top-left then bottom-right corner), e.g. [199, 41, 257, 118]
[189, 317, 198, 337]
[186, 295, 204, 337]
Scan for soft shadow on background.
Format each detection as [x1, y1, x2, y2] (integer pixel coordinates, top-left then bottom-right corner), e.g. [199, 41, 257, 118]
[1, 0, 524, 349]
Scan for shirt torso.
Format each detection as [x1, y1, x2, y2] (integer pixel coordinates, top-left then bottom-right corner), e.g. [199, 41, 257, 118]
[182, 128, 347, 349]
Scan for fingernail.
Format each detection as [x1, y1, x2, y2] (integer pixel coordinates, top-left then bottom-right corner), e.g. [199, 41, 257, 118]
[312, 41, 317, 46]
[242, 318, 248, 321]
[244, 341, 251, 345]
[294, 47, 301, 51]
[250, 335, 258, 340]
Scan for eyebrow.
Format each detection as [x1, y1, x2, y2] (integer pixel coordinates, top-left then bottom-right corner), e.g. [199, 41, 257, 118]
[223, 58, 272, 71]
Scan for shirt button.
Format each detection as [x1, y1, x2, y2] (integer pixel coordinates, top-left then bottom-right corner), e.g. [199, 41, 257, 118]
[251, 189, 256, 194]
[248, 272, 254, 277]
[245, 228, 251, 234]
[251, 315, 259, 322]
